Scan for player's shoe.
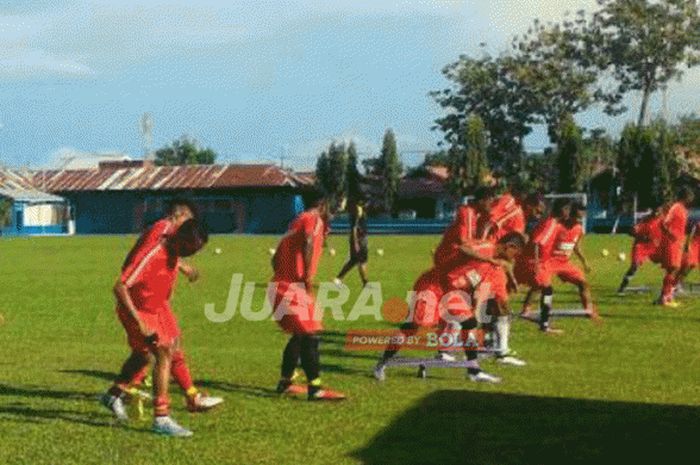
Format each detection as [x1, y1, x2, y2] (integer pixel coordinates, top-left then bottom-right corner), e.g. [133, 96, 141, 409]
[468, 370, 501, 383]
[308, 388, 346, 401]
[333, 278, 343, 288]
[100, 393, 129, 421]
[540, 326, 564, 335]
[585, 306, 603, 323]
[662, 300, 682, 308]
[186, 392, 224, 412]
[496, 350, 526, 367]
[373, 362, 386, 381]
[435, 352, 457, 362]
[152, 416, 193, 437]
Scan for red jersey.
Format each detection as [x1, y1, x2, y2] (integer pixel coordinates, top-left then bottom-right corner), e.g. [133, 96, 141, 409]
[434, 205, 480, 266]
[273, 210, 326, 282]
[552, 223, 584, 261]
[664, 202, 688, 242]
[121, 218, 175, 271]
[633, 216, 662, 244]
[120, 242, 179, 314]
[494, 206, 526, 240]
[448, 261, 509, 306]
[529, 217, 563, 261]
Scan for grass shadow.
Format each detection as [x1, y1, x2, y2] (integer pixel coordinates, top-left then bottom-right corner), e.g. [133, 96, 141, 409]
[352, 390, 700, 465]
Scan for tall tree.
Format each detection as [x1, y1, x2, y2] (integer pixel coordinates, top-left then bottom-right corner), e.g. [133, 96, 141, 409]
[377, 129, 402, 215]
[589, 0, 700, 126]
[345, 141, 362, 203]
[154, 136, 217, 166]
[556, 114, 585, 192]
[314, 142, 348, 209]
[447, 114, 489, 196]
[0, 198, 11, 228]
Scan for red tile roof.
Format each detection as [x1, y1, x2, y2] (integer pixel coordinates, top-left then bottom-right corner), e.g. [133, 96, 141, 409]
[30, 162, 314, 192]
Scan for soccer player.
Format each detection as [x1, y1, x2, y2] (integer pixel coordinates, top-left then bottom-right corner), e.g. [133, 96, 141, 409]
[516, 198, 570, 333]
[547, 202, 598, 318]
[657, 187, 695, 307]
[479, 190, 525, 241]
[124, 199, 223, 413]
[680, 220, 700, 282]
[433, 186, 496, 268]
[373, 233, 526, 383]
[334, 200, 369, 287]
[270, 193, 345, 401]
[617, 205, 664, 294]
[101, 218, 209, 437]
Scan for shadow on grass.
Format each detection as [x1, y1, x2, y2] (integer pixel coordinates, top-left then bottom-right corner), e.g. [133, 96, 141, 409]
[59, 369, 116, 382]
[195, 380, 279, 398]
[352, 390, 700, 465]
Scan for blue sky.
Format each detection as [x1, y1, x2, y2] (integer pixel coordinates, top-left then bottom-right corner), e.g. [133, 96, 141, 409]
[0, 0, 698, 170]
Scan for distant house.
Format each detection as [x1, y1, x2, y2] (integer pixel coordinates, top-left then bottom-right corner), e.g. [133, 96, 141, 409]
[0, 170, 70, 236]
[31, 160, 314, 234]
[396, 166, 456, 219]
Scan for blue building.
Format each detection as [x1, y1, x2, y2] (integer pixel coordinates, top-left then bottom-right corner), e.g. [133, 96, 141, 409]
[33, 160, 311, 234]
[0, 170, 70, 236]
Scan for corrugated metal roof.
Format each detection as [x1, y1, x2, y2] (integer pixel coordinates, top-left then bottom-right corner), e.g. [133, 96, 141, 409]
[31, 163, 314, 193]
[0, 189, 65, 203]
[0, 169, 65, 202]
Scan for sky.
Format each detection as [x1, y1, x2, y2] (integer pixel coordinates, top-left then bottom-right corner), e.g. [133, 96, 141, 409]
[0, 0, 698, 170]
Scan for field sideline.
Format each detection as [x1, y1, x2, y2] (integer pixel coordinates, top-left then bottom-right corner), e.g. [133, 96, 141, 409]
[1, 234, 700, 465]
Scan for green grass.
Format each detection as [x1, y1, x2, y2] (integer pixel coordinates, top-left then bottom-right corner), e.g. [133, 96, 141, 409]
[0, 234, 699, 465]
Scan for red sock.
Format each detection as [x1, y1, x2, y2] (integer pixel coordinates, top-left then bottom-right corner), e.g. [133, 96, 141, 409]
[662, 272, 676, 302]
[171, 350, 195, 394]
[154, 395, 170, 417]
[129, 365, 149, 387]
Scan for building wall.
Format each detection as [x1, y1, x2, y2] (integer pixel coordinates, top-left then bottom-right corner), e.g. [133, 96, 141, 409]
[59, 189, 303, 234]
[0, 200, 66, 236]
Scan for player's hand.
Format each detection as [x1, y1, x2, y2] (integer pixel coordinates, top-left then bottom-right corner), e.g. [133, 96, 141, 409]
[584, 264, 592, 273]
[186, 267, 200, 283]
[138, 322, 157, 344]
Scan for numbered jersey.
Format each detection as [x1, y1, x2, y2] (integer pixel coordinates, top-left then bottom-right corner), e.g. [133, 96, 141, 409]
[552, 223, 584, 260]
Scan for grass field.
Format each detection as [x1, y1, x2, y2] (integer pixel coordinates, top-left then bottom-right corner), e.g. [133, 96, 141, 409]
[1, 234, 700, 465]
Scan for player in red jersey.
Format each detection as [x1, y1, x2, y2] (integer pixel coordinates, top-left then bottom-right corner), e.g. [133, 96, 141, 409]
[124, 199, 223, 413]
[617, 204, 665, 294]
[479, 190, 526, 241]
[680, 220, 700, 281]
[101, 219, 209, 437]
[545, 202, 598, 319]
[658, 187, 695, 307]
[433, 187, 496, 268]
[515, 199, 570, 333]
[270, 193, 345, 401]
[373, 233, 526, 384]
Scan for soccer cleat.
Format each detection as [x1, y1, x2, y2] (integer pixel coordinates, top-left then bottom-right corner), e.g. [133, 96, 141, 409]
[541, 326, 564, 334]
[373, 362, 386, 381]
[152, 416, 193, 437]
[333, 278, 343, 288]
[100, 393, 129, 421]
[468, 371, 502, 384]
[435, 352, 457, 362]
[496, 355, 527, 367]
[186, 392, 224, 412]
[308, 388, 346, 401]
[662, 300, 681, 308]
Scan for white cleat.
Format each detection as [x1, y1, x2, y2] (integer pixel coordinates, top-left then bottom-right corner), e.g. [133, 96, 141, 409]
[468, 371, 502, 384]
[496, 356, 527, 367]
[333, 278, 343, 288]
[435, 352, 457, 362]
[100, 393, 129, 421]
[152, 416, 193, 437]
[373, 362, 386, 381]
[187, 392, 224, 412]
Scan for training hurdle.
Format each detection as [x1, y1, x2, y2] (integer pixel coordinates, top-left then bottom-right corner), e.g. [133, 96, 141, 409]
[520, 308, 591, 323]
[382, 352, 497, 379]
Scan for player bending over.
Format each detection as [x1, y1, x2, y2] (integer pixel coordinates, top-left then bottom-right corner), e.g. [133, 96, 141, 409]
[657, 187, 695, 307]
[373, 233, 526, 384]
[617, 205, 664, 294]
[270, 193, 345, 401]
[101, 219, 209, 437]
[123, 198, 223, 412]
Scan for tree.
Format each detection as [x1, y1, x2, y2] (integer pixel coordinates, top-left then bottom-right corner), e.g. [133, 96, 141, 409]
[314, 142, 348, 209]
[377, 129, 402, 215]
[447, 114, 489, 196]
[431, 54, 533, 177]
[589, 0, 700, 126]
[0, 198, 11, 228]
[556, 114, 585, 192]
[345, 141, 363, 203]
[155, 136, 217, 166]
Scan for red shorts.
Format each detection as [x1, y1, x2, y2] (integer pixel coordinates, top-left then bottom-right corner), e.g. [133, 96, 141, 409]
[632, 242, 659, 266]
[411, 281, 444, 327]
[683, 238, 700, 268]
[514, 257, 552, 288]
[269, 281, 322, 334]
[546, 258, 586, 285]
[116, 304, 180, 353]
[659, 239, 684, 270]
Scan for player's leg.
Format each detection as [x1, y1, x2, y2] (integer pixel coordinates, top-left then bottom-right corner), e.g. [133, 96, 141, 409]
[373, 322, 419, 381]
[300, 333, 345, 400]
[101, 350, 150, 421]
[520, 287, 537, 315]
[490, 301, 525, 366]
[336, 256, 358, 282]
[660, 267, 681, 306]
[617, 263, 639, 294]
[152, 343, 192, 437]
[357, 262, 369, 287]
[276, 334, 302, 393]
[461, 316, 500, 383]
[166, 342, 224, 412]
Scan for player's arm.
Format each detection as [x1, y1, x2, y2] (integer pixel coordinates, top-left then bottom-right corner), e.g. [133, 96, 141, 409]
[574, 238, 591, 273]
[113, 279, 155, 341]
[178, 261, 199, 282]
[457, 243, 501, 266]
[302, 228, 315, 291]
[351, 217, 360, 253]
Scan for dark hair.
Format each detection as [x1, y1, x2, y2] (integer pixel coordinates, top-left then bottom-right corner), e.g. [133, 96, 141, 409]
[173, 219, 208, 257]
[523, 192, 544, 206]
[473, 186, 495, 202]
[570, 201, 586, 215]
[678, 186, 695, 202]
[498, 232, 526, 249]
[167, 197, 200, 220]
[552, 198, 571, 217]
[304, 190, 326, 209]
